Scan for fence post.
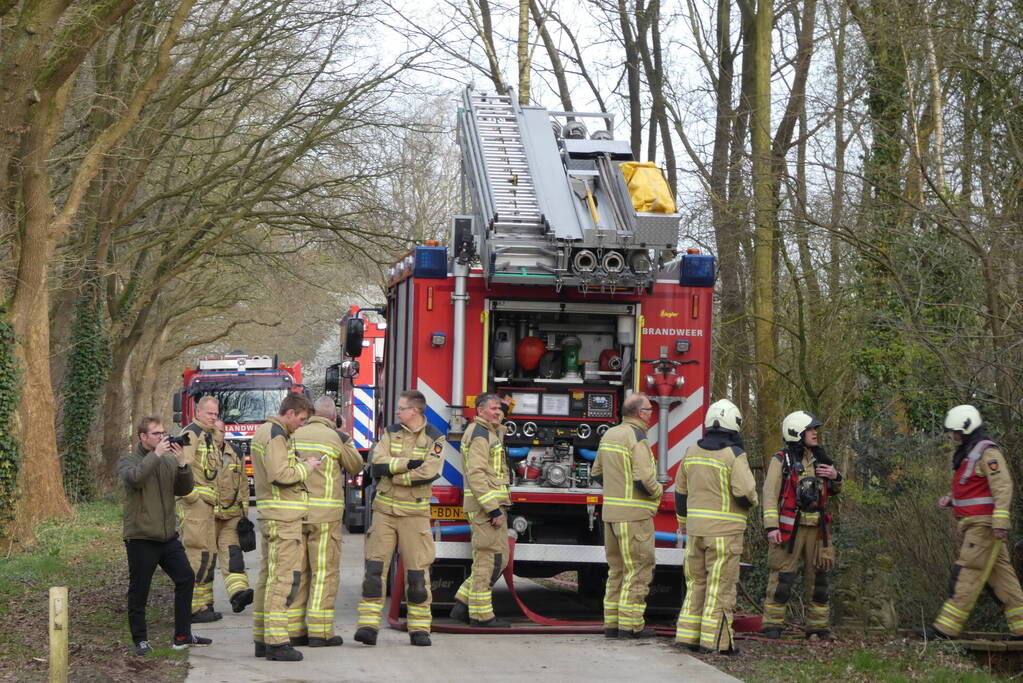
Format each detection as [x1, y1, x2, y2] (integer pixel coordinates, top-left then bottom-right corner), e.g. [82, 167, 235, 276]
[49, 586, 68, 683]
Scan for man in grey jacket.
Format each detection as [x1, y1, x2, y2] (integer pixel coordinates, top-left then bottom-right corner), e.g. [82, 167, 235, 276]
[118, 416, 212, 655]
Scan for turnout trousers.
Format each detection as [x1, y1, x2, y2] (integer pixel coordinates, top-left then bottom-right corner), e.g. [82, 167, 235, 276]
[178, 500, 217, 614]
[214, 516, 250, 601]
[357, 512, 435, 634]
[763, 525, 829, 634]
[290, 520, 343, 639]
[252, 519, 304, 646]
[933, 524, 1023, 637]
[676, 533, 742, 651]
[603, 518, 655, 633]
[454, 509, 510, 621]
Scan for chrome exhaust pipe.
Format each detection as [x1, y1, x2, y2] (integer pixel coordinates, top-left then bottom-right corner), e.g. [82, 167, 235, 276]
[601, 250, 625, 273]
[573, 249, 597, 273]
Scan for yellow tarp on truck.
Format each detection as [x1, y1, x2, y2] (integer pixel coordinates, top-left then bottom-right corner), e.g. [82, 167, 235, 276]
[619, 161, 676, 214]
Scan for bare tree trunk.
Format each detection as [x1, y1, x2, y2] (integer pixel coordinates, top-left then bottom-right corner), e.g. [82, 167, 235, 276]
[530, 0, 574, 111]
[517, 0, 531, 103]
[750, 0, 778, 452]
[617, 0, 643, 158]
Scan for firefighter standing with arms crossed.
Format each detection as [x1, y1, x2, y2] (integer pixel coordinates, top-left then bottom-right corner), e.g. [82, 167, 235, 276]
[916, 405, 1023, 640]
[592, 392, 664, 638]
[251, 393, 319, 662]
[177, 395, 222, 623]
[761, 411, 841, 640]
[354, 390, 445, 647]
[450, 392, 511, 627]
[210, 419, 253, 614]
[289, 396, 364, 646]
[674, 398, 757, 654]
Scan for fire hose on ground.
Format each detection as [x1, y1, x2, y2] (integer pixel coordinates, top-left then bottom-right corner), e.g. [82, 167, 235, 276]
[386, 534, 764, 636]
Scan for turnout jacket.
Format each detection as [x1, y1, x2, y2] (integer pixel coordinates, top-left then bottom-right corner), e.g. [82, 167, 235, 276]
[118, 442, 194, 541]
[178, 419, 219, 507]
[675, 442, 758, 537]
[370, 420, 445, 518]
[292, 416, 364, 523]
[592, 416, 664, 522]
[951, 442, 1012, 531]
[252, 416, 310, 523]
[460, 416, 510, 515]
[763, 448, 842, 533]
[212, 436, 247, 520]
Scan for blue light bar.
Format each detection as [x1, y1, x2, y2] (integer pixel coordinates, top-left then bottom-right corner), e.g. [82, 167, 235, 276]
[679, 253, 715, 287]
[413, 246, 448, 279]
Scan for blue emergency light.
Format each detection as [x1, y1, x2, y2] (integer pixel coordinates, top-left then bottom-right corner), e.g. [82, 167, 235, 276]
[679, 253, 715, 287]
[413, 245, 448, 279]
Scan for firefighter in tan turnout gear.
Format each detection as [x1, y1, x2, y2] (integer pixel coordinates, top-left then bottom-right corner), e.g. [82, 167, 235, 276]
[674, 399, 757, 654]
[761, 411, 841, 640]
[251, 393, 319, 663]
[592, 392, 664, 638]
[916, 405, 1023, 640]
[355, 390, 445, 648]
[450, 393, 511, 628]
[211, 419, 253, 614]
[289, 396, 364, 647]
[177, 395, 222, 623]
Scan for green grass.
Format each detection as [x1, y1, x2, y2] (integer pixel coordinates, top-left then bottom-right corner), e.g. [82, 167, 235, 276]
[0, 499, 188, 681]
[736, 640, 1008, 683]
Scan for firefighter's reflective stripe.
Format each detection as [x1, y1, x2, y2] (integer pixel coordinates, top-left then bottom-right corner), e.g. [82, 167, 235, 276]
[374, 493, 429, 513]
[603, 496, 659, 512]
[687, 508, 747, 523]
[256, 500, 308, 511]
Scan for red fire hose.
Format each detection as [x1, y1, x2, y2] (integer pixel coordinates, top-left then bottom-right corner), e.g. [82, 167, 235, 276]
[387, 537, 762, 636]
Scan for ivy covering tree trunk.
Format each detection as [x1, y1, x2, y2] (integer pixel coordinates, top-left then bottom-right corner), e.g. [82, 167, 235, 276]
[59, 283, 111, 503]
[0, 305, 22, 542]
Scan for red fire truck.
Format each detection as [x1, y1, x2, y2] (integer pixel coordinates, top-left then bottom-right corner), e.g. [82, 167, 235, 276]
[325, 306, 385, 532]
[375, 88, 716, 611]
[173, 352, 307, 495]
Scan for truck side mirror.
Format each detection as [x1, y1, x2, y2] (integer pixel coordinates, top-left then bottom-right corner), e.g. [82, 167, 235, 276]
[325, 364, 340, 395]
[343, 317, 365, 358]
[173, 390, 182, 413]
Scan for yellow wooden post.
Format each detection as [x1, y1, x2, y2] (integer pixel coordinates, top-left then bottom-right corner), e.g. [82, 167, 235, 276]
[49, 586, 68, 683]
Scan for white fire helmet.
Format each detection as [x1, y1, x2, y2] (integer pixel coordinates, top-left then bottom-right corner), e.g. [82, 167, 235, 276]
[705, 399, 742, 432]
[943, 404, 982, 435]
[782, 411, 822, 443]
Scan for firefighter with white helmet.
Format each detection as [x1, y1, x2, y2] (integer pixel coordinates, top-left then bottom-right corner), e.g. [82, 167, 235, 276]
[915, 405, 1023, 640]
[592, 392, 664, 638]
[673, 398, 757, 654]
[761, 410, 841, 640]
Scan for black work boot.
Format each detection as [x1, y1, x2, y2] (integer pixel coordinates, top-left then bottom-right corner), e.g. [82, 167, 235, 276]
[354, 627, 378, 646]
[190, 607, 222, 623]
[604, 628, 619, 639]
[912, 625, 952, 641]
[265, 643, 303, 661]
[254, 641, 266, 658]
[470, 616, 510, 628]
[449, 600, 470, 623]
[308, 635, 343, 647]
[761, 626, 782, 639]
[623, 627, 657, 639]
[409, 631, 432, 646]
[230, 589, 254, 613]
[289, 635, 309, 647]
[805, 629, 831, 642]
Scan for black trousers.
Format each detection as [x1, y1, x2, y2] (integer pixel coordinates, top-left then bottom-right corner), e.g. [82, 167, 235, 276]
[125, 537, 195, 643]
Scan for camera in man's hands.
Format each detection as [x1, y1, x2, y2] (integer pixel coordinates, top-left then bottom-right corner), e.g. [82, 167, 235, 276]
[166, 434, 191, 447]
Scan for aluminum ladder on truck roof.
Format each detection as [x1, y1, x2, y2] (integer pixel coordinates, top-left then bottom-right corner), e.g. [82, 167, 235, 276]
[461, 90, 546, 240]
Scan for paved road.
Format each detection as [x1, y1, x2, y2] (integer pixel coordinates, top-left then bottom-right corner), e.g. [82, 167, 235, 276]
[186, 517, 736, 683]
